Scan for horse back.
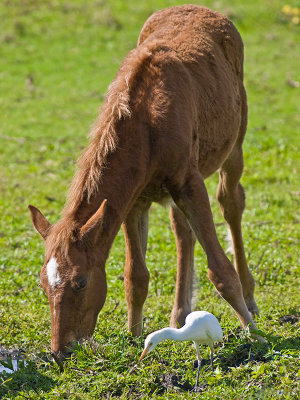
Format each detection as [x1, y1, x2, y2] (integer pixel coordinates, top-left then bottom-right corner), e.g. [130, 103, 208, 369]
[133, 5, 246, 178]
[138, 5, 244, 79]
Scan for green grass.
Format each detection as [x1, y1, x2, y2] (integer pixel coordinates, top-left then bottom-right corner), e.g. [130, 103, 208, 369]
[0, 0, 299, 398]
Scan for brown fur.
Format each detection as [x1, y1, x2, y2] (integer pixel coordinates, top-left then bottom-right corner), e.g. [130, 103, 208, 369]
[29, 5, 260, 360]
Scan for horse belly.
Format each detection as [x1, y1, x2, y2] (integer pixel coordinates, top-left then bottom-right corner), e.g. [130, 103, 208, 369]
[193, 67, 242, 178]
[196, 112, 241, 178]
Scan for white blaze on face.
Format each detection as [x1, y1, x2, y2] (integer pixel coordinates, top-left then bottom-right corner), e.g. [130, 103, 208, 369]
[46, 257, 61, 329]
[46, 257, 61, 288]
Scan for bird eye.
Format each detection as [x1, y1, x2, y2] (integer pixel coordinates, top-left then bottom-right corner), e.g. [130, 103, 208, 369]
[75, 277, 88, 291]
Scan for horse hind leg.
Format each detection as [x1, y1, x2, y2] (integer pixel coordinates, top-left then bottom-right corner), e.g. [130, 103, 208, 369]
[168, 168, 257, 330]
[170, 205, 196, 328]
[122, 200, 151, 336]
[217, 146, 259, 317]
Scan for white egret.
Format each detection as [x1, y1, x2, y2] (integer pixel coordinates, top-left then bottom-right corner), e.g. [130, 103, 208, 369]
[139, 311, 223, 389]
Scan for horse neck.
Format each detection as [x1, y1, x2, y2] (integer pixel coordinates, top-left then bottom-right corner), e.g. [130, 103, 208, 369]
[62, 120, 147, 258]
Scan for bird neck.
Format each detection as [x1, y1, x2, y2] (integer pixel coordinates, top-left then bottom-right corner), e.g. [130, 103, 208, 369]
[156, 327, 186, 342]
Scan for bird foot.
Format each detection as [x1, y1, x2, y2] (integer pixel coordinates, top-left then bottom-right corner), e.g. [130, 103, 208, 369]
[192, 385, 205, 393]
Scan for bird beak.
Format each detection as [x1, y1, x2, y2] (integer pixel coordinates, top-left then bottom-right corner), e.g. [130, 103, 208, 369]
[139, 345, 150, 362]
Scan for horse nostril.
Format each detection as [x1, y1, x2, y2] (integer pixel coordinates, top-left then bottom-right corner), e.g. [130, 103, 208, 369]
[51, 351, 66, 372]
[51, 346, 74, 371]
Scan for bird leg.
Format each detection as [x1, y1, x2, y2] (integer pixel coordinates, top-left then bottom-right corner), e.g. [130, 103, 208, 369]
[210, 346, 214, 372]
[195, 359, 202, 389]
[193, 342, 202, 391]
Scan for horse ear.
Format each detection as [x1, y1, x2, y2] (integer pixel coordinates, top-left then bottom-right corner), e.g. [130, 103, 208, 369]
[79, 199, 108, 244]
[28, 205, 52, 240]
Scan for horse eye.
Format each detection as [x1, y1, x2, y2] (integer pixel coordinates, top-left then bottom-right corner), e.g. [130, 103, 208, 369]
[75, 277, 87, 291]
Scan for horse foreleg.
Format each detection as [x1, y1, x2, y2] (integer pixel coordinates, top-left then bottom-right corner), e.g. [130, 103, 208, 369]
[122, 201, 150, 336]
[169, 169, 257, 330]
[217, 147, 259, 317]
[170, 205, 196, 327]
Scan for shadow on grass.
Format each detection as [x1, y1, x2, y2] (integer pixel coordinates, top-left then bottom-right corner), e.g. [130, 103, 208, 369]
[0, 360, 58, 399]
[216, 333, 300, 371]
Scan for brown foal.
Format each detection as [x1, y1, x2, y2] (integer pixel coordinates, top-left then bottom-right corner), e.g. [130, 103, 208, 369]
[29, 5, 259, 361]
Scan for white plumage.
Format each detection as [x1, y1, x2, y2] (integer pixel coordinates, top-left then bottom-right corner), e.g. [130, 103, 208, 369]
[139, 311, 223, 389]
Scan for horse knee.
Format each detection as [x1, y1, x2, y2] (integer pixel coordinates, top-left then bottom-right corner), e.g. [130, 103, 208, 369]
[217, 183, 245, 224]
[207, 258, 243, 302]
[124, 267, 149, 306]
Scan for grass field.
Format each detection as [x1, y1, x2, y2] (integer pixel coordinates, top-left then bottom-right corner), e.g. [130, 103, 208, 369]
[0, 0, 299, 398]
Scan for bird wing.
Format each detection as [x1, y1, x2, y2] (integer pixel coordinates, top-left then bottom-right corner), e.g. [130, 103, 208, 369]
[184, 311, 223, 342]
[185, 311, 209, 325]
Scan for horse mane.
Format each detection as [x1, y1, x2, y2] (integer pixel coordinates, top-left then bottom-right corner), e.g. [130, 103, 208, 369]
[62, 41, 173, 219]
[46, 41, 170, 256]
